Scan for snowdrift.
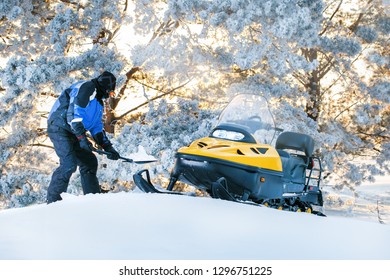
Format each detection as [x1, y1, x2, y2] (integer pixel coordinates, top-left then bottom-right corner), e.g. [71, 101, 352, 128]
[0, 191, 389, 260]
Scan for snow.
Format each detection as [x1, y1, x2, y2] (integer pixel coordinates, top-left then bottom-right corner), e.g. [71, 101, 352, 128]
[323, 176, 390, 223]
[129, 145, 158, 162]
[0, 146, 389, 277]
[0, 190, 389, 260]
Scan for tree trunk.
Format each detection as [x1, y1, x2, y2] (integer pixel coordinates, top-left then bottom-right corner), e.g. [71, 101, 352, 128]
[104, 67, 141, 133]
[304, 49, 321, 122]
[306, 70, 321, 121]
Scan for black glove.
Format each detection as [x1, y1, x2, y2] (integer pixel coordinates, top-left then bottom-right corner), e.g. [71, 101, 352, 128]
[104, 145, 120, 160]
[78, 136, 93, 152]
[93, 131, 111, 148]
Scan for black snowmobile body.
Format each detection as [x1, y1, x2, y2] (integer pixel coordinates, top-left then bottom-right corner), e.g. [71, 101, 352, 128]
[134, 94, 324, 214]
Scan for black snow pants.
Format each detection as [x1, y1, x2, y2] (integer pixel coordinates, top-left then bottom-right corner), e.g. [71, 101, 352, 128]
[47, 125, 100, 203]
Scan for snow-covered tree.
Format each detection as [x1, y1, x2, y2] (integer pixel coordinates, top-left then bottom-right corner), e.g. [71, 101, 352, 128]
[0, 0, 388, 208]
[291, 0, 390, 188]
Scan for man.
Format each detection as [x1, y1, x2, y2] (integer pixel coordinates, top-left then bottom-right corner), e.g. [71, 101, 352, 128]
[46, 71, 120, 203]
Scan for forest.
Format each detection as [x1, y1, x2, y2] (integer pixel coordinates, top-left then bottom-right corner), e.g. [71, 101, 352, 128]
[0, 0, 389, 208]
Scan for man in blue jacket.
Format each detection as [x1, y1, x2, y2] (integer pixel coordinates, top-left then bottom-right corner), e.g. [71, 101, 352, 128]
[47, 71, 120, 203]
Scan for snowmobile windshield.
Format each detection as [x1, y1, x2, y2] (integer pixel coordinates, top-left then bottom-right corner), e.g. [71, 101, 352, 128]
[212, 94, 276, 144]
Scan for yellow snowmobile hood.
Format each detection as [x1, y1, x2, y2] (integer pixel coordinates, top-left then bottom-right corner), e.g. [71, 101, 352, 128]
[177, 137, 283, 172]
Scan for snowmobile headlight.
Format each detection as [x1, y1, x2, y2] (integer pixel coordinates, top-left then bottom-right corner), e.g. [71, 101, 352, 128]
[212, 129, 245, 141]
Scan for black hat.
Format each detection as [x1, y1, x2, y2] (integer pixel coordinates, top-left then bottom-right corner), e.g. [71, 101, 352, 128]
[96, 71, 116, 98]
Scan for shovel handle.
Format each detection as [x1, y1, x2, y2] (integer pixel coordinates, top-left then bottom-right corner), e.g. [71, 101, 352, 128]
[93, 149, 156, 164]
[93, 149, 133, 162]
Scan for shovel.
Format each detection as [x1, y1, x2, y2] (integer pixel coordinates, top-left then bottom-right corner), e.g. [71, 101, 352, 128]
[94, 149, 157, 164]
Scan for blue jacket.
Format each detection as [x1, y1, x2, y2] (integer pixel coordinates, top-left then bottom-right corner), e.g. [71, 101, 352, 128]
[48, 80, 110, 146]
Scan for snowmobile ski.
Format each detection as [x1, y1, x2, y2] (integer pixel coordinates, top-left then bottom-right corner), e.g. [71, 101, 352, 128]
[210, 178, 237, 202]
[133, 169, 193, 196]
[134, 170, 262, 207]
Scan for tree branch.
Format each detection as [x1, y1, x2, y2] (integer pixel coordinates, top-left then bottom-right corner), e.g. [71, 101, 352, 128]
[320, 0, 343, 36]
[318, 56, 335, 80]
[115, 79, 193, 120]
[292, 72, 307, 86]
[333, 100, 360, 120]
[148, 19, 180, 45]
[118, 67, 142, 97]
[349, 0, 374, 32]
[322, 44, 370, 95]
[357, 130, 389, 139]
[123, 0, 129, 12]
[59, 0, 85, 9]
[28, 143, 54, 149]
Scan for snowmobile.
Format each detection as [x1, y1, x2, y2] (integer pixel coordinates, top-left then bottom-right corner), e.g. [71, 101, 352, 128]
[133, 94, 324, 215]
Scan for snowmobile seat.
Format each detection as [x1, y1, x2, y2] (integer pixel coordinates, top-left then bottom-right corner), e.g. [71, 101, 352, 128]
[277, 152, 306, 186]
[275, 131, 314, 157]
[277, 149, 290, 173]
[276, 132, 314, 188]
[287, 156, 307, 185]
[277, 149, 290, 158]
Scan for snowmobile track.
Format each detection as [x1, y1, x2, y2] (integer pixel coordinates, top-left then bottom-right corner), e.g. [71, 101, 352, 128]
[133, 169, 326, 216]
